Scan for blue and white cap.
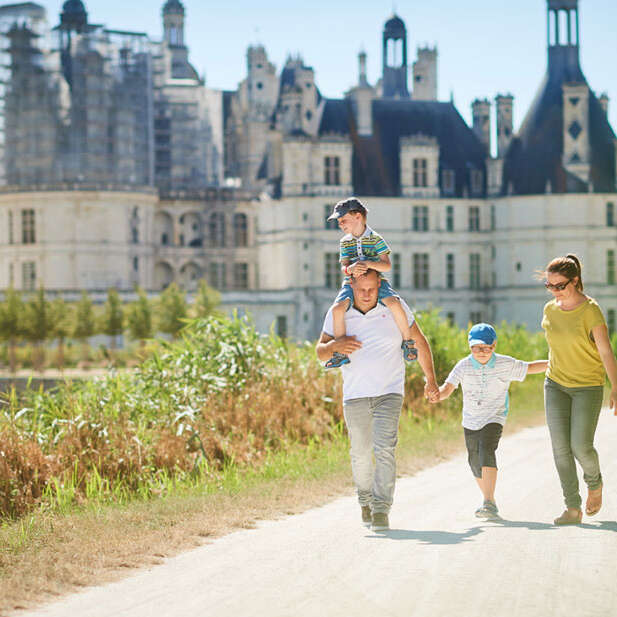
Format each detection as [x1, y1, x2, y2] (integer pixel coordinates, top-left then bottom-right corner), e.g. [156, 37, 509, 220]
[468, 323, 497, 347]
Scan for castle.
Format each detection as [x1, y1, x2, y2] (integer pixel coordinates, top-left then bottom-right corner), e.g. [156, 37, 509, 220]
[0, 0, 615, 338]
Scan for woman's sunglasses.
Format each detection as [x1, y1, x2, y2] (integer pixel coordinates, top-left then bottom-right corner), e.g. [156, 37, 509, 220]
[544, 280, 571, 291]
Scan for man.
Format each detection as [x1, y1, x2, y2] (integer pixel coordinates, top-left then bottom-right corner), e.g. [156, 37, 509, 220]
[316, 269, 439, 531]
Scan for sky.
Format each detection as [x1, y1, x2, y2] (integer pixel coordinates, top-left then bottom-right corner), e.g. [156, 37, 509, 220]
[33, 0, 616, 142]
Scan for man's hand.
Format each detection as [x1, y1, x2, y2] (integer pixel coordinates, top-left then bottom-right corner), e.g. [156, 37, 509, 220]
[333, 335, 363, 356]
[424, 381, 439, 403]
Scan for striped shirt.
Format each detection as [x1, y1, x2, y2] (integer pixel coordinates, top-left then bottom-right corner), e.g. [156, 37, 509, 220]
[446, 353, 529, 430]
[339, 226, 390, 283]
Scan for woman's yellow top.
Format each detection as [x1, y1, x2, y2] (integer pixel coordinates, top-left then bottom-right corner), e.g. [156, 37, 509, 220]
[541, 296, 606, 387]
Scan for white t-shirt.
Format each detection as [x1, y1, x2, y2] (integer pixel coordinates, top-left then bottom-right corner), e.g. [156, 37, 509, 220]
[446, 353, 529, 430]
[322, 300, 414, 402]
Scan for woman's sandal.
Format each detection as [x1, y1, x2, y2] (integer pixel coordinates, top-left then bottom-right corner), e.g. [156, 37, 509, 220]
[554, 508, 583, 525]
[586, 485, 602, 516]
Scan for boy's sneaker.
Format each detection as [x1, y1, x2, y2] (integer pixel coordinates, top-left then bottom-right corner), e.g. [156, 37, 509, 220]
[361, 505, 372, 527]
[324, 352, 350, 370]
[475, 500, 500, 519]
[371, 512, 389, 531]
[401, 339, 418, 362]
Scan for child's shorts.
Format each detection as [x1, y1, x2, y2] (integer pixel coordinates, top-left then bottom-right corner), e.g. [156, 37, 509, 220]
[463, 423, 503, 478]
[333, 279, 398, 308]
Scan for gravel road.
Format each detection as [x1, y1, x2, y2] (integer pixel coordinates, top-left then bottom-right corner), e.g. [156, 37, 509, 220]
[18, 410, 617, 617]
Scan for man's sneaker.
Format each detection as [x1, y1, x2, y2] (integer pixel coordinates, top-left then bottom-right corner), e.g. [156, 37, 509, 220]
[324, 352, 350, 370]
[401, 339, 418, 362]
[361, 505, 372, 527]
[371, 512, 389, 531]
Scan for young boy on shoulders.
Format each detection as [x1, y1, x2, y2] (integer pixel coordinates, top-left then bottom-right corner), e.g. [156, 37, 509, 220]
[324, 197, 417, 369]
[433, 323, 547, 519]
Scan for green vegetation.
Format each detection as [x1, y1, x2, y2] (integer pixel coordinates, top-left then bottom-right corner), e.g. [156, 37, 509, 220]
[0, 309, 551, 520]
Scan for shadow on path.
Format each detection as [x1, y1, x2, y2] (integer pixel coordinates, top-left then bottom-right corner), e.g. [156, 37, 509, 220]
[366, 527, 484, 545]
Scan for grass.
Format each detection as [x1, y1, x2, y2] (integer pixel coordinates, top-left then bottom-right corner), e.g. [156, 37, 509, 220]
[0, 377, 547, 614]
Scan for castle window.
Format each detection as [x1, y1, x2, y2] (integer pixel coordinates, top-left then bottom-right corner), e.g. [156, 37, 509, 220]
[446, 312, 455, 325]
[209, 212, 226, 248]
[470, 311, 483, 324]
[608, 309, 616, 334]
[7, 211, 13, 244]
[470, 253, 481, 290]
[256, 82, 263, 90]
[325, 204, 338, 230]
[233, 213, 248, 247]
[607, 202, 615, 227]
[22, 261, 36, 291]
[233, 263, 249, 289]
[392, 253, 401, 288]
[413, 159, 428, 187]
[468, 206, 480, 232]
[325, 253, 342, 289]
[412, 206, 429, 232]
[8, 262, 14, 286]
[446, 254, 455, 289]
[276, 315, 288, 339]
[608, 250, 615, 285]
[324, 156, 341, 185]
[133, 257, 139, 272]
[209, 263, 227, 290]
[446, 205, 454, 232]
[470, 169, 484, 196]
[21, 209, 35, 244]
[413, 253, 429, 290]
[442, 169, 455, 195]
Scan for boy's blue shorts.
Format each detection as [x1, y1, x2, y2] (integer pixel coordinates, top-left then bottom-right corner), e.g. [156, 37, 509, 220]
[333, 279, 398, 308]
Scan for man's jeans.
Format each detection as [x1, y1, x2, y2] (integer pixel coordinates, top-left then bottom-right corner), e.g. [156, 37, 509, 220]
[544, 377, 604, 509]
[343, 393, 403, 514]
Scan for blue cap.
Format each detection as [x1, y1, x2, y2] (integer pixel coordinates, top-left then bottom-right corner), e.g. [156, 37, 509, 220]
[468, 323, 497, 347]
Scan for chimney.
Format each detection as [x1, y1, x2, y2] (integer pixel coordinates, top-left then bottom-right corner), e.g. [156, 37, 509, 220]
[358, 49, 368, 86]
[412, 46, 438, 101]
[495, 94, 514, 158]
[472, 98, 491, 155]
[599, 92, 609, 115]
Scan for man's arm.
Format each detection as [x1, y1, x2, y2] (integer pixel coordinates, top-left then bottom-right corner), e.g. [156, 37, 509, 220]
[315, 332, 362, 362]
[410, 321, 439, 401]
[437, 382, 456, 401]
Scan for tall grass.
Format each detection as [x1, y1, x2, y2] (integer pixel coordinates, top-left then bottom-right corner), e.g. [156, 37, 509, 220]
[0, 310, 549, 519]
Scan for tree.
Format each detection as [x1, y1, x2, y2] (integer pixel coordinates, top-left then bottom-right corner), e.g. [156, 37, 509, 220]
[23, 287, 53, 372]
[191, 279, 221, 319]
[73, 291, 97, 366]
[101, 288, 124, 351]
[156, 282, 187, 339]
[51, 297, 73, 370]
[0, 287, 24, 373]
[127, 287, 153, 351]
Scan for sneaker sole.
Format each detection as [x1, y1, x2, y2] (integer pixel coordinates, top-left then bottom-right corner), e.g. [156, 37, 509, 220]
[371, 525, 389, 532]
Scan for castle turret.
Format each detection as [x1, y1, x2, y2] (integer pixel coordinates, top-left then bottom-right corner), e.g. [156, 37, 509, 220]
[472, 98, 491, 155]
[382, 15, 409, 98]
[412, 47, 437, 101]
[495, 94, 514, 158]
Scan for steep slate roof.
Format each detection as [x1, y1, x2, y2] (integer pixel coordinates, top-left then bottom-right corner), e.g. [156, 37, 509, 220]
[503, 47, 616, 194]
[318, 99, 350, 135]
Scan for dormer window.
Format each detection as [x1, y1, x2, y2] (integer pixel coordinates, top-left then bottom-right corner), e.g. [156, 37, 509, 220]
[413, 159, 428, 187]
[442, 169, 455, 195]
[324, 156, 340, 185]
[470, 169, 484, 196]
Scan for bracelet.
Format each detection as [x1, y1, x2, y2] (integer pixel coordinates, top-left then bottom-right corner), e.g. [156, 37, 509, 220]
[344, 265, 350, 276]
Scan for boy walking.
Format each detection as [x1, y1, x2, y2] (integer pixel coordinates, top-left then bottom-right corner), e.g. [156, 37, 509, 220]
[434, 323, 547, 519]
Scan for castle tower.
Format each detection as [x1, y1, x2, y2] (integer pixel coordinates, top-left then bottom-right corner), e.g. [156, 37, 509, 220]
[546, 0, 583, 80]
[382, 15, 409, 98]
[472, 99, 491, 155]
[58, 0, 89, 86]
[412, 47, 437, 101]
[495, 94, 514, 158]
[162, 0, 185, 47]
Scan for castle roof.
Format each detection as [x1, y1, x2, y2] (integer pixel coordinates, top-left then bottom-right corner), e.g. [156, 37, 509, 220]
[319, 98, 486, 197]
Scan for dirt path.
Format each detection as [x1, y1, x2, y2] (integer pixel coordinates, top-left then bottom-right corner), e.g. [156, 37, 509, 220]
[16, 410, 617, 617]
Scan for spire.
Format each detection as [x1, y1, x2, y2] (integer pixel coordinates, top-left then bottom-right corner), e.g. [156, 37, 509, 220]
[382, 14, 409, 98]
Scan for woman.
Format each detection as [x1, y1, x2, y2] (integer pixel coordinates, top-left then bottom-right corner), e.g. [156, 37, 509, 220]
[541, 254, 617, 525]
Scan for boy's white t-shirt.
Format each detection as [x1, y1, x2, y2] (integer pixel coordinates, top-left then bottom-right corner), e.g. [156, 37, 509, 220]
[322, 300, 414, 402]
[446, 353, 529, 430]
